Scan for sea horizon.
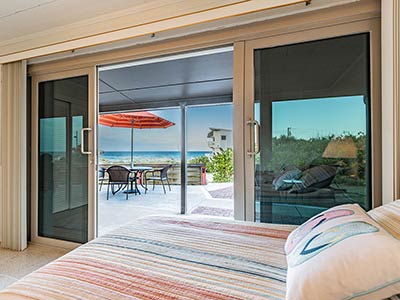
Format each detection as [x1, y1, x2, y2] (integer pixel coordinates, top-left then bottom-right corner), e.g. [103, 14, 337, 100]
[101, 150, 211, 152]
[100, 150, 212, 164]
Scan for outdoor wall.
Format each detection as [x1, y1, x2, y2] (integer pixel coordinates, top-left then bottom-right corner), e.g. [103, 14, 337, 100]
[0, 64, 2, 244]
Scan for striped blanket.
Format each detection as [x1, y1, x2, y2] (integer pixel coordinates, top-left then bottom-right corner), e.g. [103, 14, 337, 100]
[368, 200, 400, 240]
[0, 217, 295, 300]
[368, 201, 400, 300]
[1, 213, 399, 300]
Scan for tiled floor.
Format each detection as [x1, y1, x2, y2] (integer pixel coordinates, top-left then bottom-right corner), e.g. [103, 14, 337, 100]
[0, 244, 69, 291]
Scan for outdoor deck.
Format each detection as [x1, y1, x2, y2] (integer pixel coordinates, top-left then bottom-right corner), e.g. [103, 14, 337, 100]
[98, 183, 233, 236]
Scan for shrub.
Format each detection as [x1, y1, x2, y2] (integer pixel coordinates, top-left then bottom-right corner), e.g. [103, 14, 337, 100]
[188, 155, 213, 171]
[209, 148, 233, 183]
[188, 148, 234, 183]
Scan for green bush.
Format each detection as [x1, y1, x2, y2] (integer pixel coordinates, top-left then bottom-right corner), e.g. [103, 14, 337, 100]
[188, 148, 234, 183]
[188, 155, 213, 171]
[267, 135, 331, 171]
[266, 132, 367, 186]
[209, 148, 234, 183]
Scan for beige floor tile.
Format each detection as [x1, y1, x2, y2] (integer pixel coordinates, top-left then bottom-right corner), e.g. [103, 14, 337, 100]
[0, 275, 17, 290]
[0, 244, 69, 290]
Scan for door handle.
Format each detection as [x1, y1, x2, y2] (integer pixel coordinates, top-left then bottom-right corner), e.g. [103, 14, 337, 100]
[80, 128, 92, 155]
[247, 120, 260, 156]
[254, 120, 260, 154]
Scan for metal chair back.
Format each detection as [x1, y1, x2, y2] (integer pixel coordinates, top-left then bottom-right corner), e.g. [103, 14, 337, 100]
[106, 166, 131, 183]
[99, 166, 106, 179]
[160, 165, 172, 179]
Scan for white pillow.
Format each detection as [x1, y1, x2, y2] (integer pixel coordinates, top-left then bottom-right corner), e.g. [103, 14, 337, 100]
[285, 204, 400, 300]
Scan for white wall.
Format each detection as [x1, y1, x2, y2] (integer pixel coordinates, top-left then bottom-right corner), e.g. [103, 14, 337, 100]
[381, 0, 400, 204]
[0, 61, 27, 250]
[0, 63, 2, 244]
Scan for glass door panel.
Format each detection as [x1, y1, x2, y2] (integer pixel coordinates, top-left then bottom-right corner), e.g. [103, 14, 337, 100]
[252, 34, 371, 224]
[186, 104, 234, 218]
[38, 75, 89, 243]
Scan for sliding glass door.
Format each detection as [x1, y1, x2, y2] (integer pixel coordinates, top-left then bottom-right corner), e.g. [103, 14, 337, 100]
[32, 69, 96, 245]
[245, 33, 372, 224]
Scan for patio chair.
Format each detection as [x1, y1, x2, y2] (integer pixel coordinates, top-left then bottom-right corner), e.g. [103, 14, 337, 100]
[145, 164, 172, 194]
[106, 165, 134, 200]
[98, 166, 106, 191]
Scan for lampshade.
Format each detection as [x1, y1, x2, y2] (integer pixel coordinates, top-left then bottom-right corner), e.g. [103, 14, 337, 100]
[322, 138, 357, 159]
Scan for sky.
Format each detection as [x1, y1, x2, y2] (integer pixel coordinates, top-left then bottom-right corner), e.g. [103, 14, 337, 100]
[41, 96, 366, 153]
[99, 96, 366, 152]
[255, 96, 367, 139]
[98, 104, 234, 152]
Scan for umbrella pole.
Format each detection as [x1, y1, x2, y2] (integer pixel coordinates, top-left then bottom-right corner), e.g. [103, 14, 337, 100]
[130, 126, 134, 168]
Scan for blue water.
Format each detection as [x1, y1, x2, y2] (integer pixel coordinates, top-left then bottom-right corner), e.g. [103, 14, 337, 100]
[100, 151, 211, 164]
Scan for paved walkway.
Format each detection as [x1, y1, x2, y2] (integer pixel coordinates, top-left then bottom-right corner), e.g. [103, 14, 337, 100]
[98, 183, 233, 236]
[208, 186, 234, 199]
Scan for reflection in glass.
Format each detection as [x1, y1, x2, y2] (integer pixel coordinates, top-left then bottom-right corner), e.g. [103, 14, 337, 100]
[38, 76, 88, 243]
[254, 34, 370, 224]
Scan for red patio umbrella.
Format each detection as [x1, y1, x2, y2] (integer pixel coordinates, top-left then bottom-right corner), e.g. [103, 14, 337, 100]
[99, 112, 175, 167]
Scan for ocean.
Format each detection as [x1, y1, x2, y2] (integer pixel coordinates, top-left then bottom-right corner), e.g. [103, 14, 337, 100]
[100, 151, 212, 164]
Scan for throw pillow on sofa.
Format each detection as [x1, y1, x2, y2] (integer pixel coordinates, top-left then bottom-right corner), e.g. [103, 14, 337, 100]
[290, 165, 336, 193]
[272, 167, 301, 191]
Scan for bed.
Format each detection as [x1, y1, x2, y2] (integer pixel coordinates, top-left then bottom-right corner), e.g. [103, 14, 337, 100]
[0, 217, 295, 299]
[0, 211, 399, 300]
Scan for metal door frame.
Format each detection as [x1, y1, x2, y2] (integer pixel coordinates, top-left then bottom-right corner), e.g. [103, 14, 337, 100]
[243, 19, 381, 221]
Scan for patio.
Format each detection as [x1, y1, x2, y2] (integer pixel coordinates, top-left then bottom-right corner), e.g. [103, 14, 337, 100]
[98, 182, 233, 236]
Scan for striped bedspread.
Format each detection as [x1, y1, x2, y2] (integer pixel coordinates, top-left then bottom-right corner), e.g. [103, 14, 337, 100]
[369, 201, 400, 300]
[0, 216, 295, 300]
[368, 200, 400, 240]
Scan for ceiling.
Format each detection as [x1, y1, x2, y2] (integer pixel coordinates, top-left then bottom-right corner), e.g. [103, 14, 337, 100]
[99, 49, 233, 112]
[0, 0, 153, 41]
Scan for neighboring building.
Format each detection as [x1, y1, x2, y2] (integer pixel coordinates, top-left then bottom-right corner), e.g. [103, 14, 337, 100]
[207, 128, 232, 151]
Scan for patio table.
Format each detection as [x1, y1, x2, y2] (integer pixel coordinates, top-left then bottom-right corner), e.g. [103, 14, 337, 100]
[124, 166, 153, 195]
